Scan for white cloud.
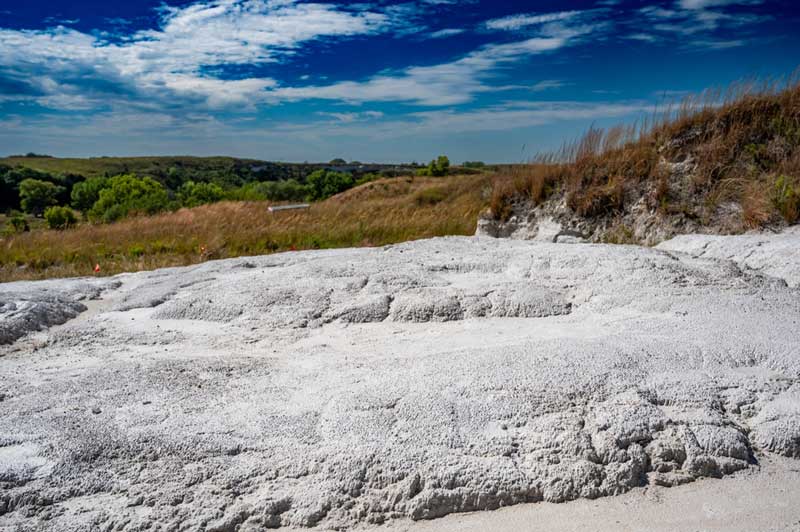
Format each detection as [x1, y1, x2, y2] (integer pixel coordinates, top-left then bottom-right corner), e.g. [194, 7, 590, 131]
[485, 10, 582, 31]
[0, 0, 391, 110]
[316, 110, 384, 123]
[678, 0, 764, 9]
[633, 1, 771, 48]
[0, 99, 651, 157]
[268, 37, 572, 106]
[427, 28, 465, 39]
[626, 33, 659, 42]
[0, 1, 604, 112]
[0, 1, 612, 113]
[399, 101, 650, 134]
[530, 79, 567, 92]
[689, 38, 746, 49]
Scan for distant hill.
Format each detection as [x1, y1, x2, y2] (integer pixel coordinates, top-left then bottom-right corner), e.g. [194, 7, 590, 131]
[0, 155, 420, 182]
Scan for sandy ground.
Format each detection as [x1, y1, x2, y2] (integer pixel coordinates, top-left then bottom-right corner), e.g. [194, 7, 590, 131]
[1, 230, 799, 530]
[379, 456, 800, 532]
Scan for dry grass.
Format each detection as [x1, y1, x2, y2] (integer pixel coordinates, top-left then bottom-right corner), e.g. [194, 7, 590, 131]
[489, 163, 565, 221]
[490, 74, 800, 228]
[0, 174, 491, 282]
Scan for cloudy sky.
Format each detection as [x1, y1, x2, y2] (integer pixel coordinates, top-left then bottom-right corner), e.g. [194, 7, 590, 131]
[1, 0, 798, 163]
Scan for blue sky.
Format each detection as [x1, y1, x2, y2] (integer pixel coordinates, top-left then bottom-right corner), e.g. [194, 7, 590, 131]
[0, 0, 798, 163]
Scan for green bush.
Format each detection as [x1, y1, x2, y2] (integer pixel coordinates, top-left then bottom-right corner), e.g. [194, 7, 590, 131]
[19, 178, 64, 214]
[414, 187, 447, 205]
[774, 174, 799, 222]
[128, 245, 145, 258]
[3, 211, 29, 235]
[178, 180, 225, 208]
[44, 206, 78, 229]
[71, 176, 109, 213]
[228, 180, 310, 202]
[306, 170, 354, 201]
[89, 174, 170, 223]
[418, 155, 450, 177]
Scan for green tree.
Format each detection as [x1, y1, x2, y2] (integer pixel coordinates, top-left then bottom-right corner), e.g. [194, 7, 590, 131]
[230, 180, 311, 202]
[306, 170, 354, 201]
[89, 174, 170, 223]
[426, 155, 450, 177]
[44, 206, 78, 229]
[19, 178, 64, 215]
[4, 211, 29, 234]
[178, 181, 225, 208]
[71, 176, 109, 213]
[329, 158, 347, 165]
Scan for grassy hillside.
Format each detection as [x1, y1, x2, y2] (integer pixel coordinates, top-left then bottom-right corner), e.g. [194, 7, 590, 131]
[0, 174, 490, 281]
[489, 78, 800, 242]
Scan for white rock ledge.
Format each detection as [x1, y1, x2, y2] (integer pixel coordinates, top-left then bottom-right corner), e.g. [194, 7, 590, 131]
[0, 230, 799, 530]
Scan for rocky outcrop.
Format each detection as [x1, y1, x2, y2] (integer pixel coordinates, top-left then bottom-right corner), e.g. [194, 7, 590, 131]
[1, 232, 799, 530]
[476, 155, 782, 246]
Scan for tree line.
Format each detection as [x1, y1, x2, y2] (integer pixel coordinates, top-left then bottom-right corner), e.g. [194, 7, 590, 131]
[1, 155, 456, 232]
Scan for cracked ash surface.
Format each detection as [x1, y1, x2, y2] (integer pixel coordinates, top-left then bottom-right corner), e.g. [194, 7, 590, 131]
[1, 230, 799, 531]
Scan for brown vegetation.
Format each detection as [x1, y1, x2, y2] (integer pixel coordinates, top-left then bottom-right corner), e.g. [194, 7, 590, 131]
[0, 174, 491, 282]
[489, 76, 800, 229]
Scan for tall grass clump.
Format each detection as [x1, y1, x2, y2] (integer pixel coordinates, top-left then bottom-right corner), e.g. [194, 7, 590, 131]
[490, 73, 800, 228]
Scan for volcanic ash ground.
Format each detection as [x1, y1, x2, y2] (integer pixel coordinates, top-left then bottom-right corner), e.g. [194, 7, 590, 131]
[1, 229, 799, 530]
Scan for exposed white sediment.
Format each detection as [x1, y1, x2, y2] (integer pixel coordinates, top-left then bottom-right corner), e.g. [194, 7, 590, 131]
[0, 230, 799, 530]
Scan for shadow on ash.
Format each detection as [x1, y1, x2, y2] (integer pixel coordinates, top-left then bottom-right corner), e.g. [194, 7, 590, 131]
[1, 229, 799, 530]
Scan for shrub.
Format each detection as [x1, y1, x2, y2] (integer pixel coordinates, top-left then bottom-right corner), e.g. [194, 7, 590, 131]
[19, 178, 64, 215]
[178, 181, 225, 208]
[88, 174, 170, 223]
[414, 187, 447, 205]
[71, 176, 109, 213]
[420, 155, 450, 177]
[306, 170, 354, 201]
[44, 206, 78, 229]
[4, 211, 29, 234]
[228, 180, 310, 202]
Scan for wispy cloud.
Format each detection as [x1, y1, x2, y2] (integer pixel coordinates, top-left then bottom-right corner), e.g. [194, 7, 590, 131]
[427, 28, 465, 39]
[316, 111, 384, 123]
[485, 10, 582, 32]
[268, 37, 585, 106]
[530, 79, 567, 92]
[678, 0, 764, 9]
[396, 100, 650, 134]
[633, 0, 771, 48]
[0, 99, 651, 156]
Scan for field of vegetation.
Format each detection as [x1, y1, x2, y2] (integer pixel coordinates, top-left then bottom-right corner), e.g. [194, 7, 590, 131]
[0, 174, 491, 281]
[4, 75, 798, 282]
[489, 78, 800, 235]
